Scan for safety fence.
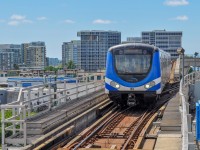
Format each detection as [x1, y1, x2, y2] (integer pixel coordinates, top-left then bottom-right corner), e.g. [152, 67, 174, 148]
[0, 74, 105, 149]
[180, 71, 200, 150]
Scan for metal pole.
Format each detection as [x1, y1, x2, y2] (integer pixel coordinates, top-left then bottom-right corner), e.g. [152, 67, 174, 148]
[1, 109, 5, 149]
[179, 54, 181, 79]
[54, 76, 57, 100]
[27, 90, 31, 117]
[195, 55, 197, 72]
[182, 53, 185, 85]
[23, 107, 27, 146]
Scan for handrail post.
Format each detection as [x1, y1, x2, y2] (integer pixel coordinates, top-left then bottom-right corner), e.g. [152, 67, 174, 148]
[76, 77, 78, 99]
[27, 90, 31, 117]
[12, 107, 16, 135]
[23, 107, 27, 146]
[20, 110, 23, 131]
[41, 87, 44, 103]
[48, 83, 52, 110]
[64, 80, 67, 96]
[94, 75, 97, 92]
[86, 76, 88, 95]
[1, 108, 5, 149]
[64, 80, 68, 102]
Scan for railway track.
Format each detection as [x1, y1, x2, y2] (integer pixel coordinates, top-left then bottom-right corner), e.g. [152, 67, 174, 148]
[32, 81, 179, 150]
[61, 83, 178, 150]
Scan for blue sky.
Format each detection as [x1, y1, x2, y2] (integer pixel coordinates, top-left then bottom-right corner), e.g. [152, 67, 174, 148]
[0, 0, 199, 59]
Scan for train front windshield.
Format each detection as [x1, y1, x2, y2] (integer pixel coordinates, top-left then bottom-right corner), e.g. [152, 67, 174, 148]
[114, 49, 152, 83]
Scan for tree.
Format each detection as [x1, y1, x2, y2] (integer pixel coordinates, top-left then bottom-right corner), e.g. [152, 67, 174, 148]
[56, 64, 63, 70]
[13, 64, 19, 70]
[66, 60, 76, 69]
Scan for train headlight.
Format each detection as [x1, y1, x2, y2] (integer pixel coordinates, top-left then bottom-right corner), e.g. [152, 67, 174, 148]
[145, 84, 150, 89]
[115, 84, 120, 88]
[144, 81, 155, 89]
[110, 81, 120, 89]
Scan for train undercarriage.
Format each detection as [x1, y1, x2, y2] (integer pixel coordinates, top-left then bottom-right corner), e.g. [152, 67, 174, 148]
[108, 92, 160, 107]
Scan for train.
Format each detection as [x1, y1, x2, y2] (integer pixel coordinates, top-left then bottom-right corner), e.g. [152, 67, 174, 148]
[105, 43, 171, 106]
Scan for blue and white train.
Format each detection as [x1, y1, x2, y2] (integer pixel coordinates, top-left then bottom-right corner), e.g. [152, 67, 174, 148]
[105, 43, 171, 106]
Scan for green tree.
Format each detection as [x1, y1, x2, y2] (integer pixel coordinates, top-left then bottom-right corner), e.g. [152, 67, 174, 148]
[57, 64, 63, 70]
[45, 66, 55, 71]
[13, 64, 19, 70]
[66, 60, 76, 69]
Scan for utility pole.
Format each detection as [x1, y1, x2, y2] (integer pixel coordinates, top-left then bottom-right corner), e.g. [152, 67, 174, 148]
[177, 47, 185, 85]
[194, 52, 199, 72]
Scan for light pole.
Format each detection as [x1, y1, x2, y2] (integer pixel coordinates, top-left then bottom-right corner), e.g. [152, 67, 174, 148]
[194, 52, 199, 72]
[177, 47, 185, 83]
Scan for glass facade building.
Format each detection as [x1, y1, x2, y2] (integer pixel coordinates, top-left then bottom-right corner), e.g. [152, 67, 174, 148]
[127, 37, 142, 43]
[0, 44, 21, 70]
[0, 52, 14, 70]
[142, 30, 182, 59]
[21, 43, 29, 65]
[77, 30, 121, 72]
[46, 57, 60, 67]
[62, 40, 81, 67]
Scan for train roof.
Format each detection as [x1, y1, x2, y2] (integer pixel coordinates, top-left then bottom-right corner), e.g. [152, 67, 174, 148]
[109, 43, 158, 51]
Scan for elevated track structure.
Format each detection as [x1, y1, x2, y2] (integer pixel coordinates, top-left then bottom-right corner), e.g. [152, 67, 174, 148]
[1, 74, 105, 150]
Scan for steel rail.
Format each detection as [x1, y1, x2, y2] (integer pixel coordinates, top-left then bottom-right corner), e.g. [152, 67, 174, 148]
[64, 84, 178, 150]
[121, 97, 171, 149]
[72, 106, 132, 150]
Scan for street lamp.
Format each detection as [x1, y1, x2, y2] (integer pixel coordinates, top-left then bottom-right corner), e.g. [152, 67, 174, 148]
[177, 47, 185, 83]
[194, 52, 199, 72]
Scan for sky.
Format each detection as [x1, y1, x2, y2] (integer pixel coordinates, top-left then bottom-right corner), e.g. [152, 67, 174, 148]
[0, 0, 199, 59]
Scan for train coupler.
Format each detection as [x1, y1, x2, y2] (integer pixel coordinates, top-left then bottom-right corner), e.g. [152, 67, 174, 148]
[127, 94, 138, 106]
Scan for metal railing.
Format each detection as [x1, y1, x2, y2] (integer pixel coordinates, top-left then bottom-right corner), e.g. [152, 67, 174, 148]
[1, 74, 105, 149]
[180, 71, 200, 150]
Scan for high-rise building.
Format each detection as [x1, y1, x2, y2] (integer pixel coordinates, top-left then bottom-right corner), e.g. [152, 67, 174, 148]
[142, 30, 182, 59]
[0, 44, 21, 63]
[26, 41, 46, 69]
[0, 44, 21, 70]
[122, 37, 142, 44]
[0, 52, 14, 70]
[46, 57, 50, 67]
[77, 30, 121, 71]
[62, 40, 80, 67]
[127, 37, 142, 43]
[21, 43, 29, 65]
[46, 57, 60, 67]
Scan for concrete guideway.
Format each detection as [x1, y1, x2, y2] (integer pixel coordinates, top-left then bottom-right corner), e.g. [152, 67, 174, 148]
[0, 74, 105, 150]
[154, 69, 200, 150]
[24, 95, 110, 150]
[154, 93, 182, 150]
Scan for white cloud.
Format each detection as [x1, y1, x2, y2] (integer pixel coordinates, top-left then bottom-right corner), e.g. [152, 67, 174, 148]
[10, 14, 26, 20]
[64, 19, 75, 24]
[8, 21, 20, 26]
[22, 19, 33, 23]
[171, 15, 189, 21]
[8, 14, 33, 26]
[164, 0, 189, 6]
[93, 19, 112, 24]
[176, 15, 188, 21]
[37, 17, 47, 21]
[0, 19, 5, 23]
